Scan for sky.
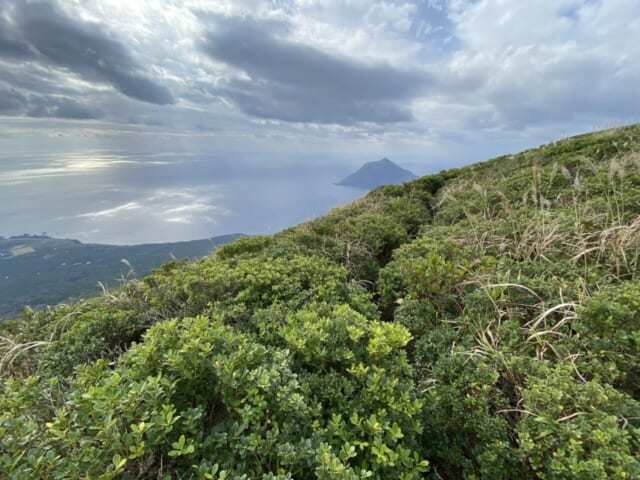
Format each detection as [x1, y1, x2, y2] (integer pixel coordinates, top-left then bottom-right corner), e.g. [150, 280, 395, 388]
[0, 0, 638, 169]
[0, 0, 639, 244]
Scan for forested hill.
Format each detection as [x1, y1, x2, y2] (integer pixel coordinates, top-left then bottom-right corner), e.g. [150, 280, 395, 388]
[2, 124, 640, 478]
[0, 234, 242, 317]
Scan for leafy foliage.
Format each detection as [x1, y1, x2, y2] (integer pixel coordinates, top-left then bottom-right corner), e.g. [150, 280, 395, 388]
[2, 124, 640, 478]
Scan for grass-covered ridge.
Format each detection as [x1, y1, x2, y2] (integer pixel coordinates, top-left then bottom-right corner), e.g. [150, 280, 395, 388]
[2, 124, 640, 479]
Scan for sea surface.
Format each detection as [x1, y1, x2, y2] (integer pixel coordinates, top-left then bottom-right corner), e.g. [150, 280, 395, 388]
[0, 150, 364, 245]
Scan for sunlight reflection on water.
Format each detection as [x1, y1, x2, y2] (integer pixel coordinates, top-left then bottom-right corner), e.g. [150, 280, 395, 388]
[0, 151, 363, 244]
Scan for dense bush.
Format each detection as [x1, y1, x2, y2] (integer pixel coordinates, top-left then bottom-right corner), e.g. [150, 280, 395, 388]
[576, 282, 640, 397]
[379, 237, 476, 314]
[2, 124, 640, 478]
[517, 363, 640, 479]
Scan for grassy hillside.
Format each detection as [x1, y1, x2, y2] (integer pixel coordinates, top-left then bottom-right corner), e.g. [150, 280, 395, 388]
[2, 124, 640, 479]
[0, 234, 242, 317]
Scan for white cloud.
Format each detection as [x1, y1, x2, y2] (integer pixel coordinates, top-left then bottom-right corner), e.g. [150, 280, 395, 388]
[434, 0, 640, 128]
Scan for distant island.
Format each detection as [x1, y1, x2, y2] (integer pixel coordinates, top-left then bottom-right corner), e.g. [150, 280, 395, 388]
[336, 158, 416, 189]
[0, 233, 242, 317]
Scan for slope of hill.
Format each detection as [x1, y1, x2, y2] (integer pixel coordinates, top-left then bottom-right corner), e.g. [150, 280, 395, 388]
[2, 125, 640, 478]
[0, 234, 242, 317]
[336, 157, 416, 189]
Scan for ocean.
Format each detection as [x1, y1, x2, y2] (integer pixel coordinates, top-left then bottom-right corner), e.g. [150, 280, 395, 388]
[0, 149, 365, 245]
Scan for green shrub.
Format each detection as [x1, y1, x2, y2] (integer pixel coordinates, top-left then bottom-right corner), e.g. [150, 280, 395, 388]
[577, 282, 640, 397]
[2, 307, 427, 479]
[517, 364, 640, 479]
[379, 237, 475, 314]
[127, 252, 379, 338]
[41, 302, 149, 377]
[278, 305, 427, 479]
[420, 355, 522, 479]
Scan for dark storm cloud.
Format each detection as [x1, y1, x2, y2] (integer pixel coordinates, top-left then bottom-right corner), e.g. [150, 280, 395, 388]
[0, 62, 81, 96]
[0, 0, 173, 108]
[0, 10, 33, 59]
[0, 84, 103, 120]
[0, 86, 26, 114]
[201, 16, 429, 125]
[27, 95, 103, 120]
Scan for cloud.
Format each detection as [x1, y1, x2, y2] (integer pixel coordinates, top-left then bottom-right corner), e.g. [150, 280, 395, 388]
[0, 83, 103, 119]
[200, 15, 430, 125]
[0, 0, 173, 108]
[27, 95, 104, 120]
[0, 0, 639, 164]
[0, 4, 34, 60]
[433, 0, 640, 129]
[0, 85, 26, 114]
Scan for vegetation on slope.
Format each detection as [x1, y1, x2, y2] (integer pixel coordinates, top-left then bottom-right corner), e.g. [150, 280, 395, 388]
[2, 124, 640, 479]
[0, 234, 242, 317]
